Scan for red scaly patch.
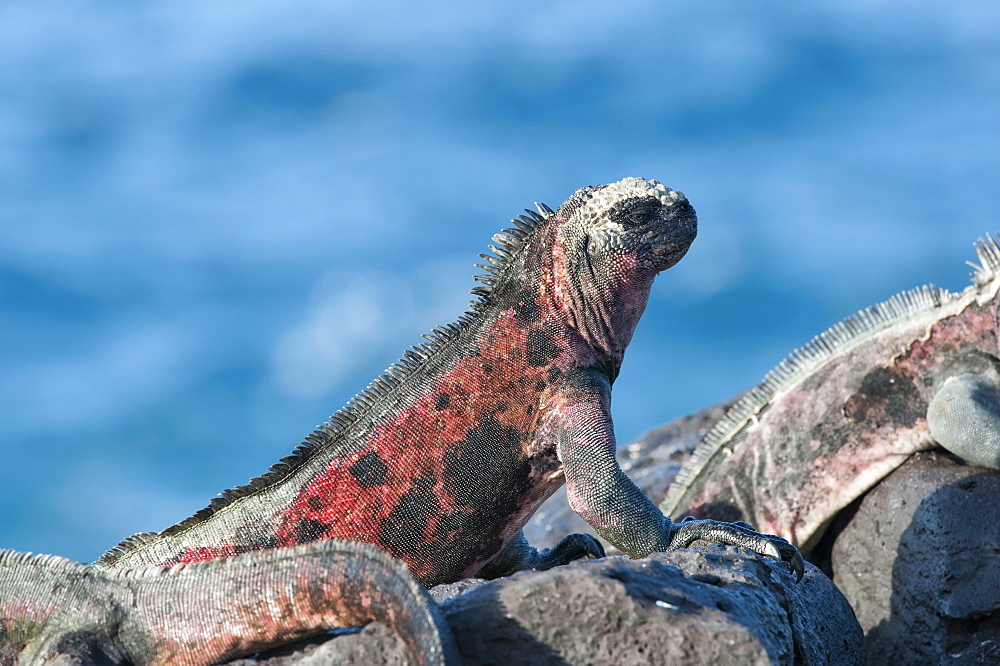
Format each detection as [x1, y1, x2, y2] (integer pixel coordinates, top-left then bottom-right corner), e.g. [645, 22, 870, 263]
[272, 305, 576, 582]
[177, 545, 239, 564]
[270, 228, 598, 583]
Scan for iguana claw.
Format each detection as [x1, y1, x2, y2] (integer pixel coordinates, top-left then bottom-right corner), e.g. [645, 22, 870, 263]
[670, 516, 805, 582]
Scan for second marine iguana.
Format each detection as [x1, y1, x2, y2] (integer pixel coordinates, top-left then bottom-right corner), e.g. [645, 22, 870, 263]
[660, 234, 1000, 553]
[94, 177, 803, 584]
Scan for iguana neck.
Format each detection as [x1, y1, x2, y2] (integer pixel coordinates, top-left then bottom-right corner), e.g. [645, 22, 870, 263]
[527, 220, 656, 381]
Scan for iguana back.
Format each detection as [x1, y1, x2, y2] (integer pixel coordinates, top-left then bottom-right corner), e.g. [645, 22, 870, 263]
[660, 235, 1000, 552]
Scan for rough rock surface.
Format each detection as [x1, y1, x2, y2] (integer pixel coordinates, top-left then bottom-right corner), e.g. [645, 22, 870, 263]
[239, 545, 862, 665]
[440, 547, 862, 665]
[226, 623, 410, 666]
[524, 398, 735, 552]
[830, 451, 1000, 664]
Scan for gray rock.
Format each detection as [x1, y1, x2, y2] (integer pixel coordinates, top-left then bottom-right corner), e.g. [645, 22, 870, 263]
[226, 623, 410, 665]
[429, 576, 491, 604]
[440, 546, 863, 666]
[830, 451, 1000, 664]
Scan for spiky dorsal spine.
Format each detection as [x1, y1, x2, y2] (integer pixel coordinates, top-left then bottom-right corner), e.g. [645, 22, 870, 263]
[970, 234, 1000, 288]
[0, 548, 87, 571]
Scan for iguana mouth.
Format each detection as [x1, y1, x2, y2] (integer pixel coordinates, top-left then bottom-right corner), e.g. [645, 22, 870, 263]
[643, 181, 697, 269]
[649, 233, 695, 271]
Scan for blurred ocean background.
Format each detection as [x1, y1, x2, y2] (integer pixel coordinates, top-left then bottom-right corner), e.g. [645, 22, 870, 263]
[2, 2, 999, 563]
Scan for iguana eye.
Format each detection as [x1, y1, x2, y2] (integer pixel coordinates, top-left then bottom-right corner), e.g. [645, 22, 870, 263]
[625, 211, 654, 228]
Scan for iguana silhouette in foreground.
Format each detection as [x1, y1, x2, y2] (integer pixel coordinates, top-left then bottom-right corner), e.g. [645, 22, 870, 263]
[1, 177, 801, 664]
[660, 234, 1000, 553]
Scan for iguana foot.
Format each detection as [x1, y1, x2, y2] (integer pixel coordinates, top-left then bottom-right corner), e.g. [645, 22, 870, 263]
[669, 516, 805, 582]
[476, 530, 604, 579]
[928, 367, 1000, 470]
[533, 532, 606, 571]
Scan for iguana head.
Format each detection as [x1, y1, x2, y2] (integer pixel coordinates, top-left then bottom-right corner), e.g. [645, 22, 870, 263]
[471, 177, 695, 375]
[546, 177, 697, 370]
[556, 176, 697, 277]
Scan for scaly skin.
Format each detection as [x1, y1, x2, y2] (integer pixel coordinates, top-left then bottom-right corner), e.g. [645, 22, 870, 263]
[0, 540, 457, 665]
[661, 235, 1000, 553]
[91, 177, 802, 586]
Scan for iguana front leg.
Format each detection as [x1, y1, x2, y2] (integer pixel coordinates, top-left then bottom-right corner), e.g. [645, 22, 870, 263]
[557, 371, 805, 581]
[2, 540, 458, 665]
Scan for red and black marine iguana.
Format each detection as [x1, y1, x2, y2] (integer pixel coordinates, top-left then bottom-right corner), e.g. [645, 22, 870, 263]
[659, 234, 1000, 554]
[1, 177, 801, 664]
[92, 176, 801, 585]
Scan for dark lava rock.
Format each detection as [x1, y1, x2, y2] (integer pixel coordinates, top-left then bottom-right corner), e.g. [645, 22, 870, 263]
[830, 451, 1000, 665]
[440, 546, 862, 665]
[429, 576, 491, 604]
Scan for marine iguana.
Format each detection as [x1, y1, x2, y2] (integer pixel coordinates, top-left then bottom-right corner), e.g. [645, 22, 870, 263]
[0, 539, 457, 665]
[92, 176, 803, 585]
[660, 234, 1000, 553]
[0, 177, 807, 664]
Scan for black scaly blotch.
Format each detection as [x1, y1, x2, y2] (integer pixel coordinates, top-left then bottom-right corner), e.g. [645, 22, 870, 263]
[292, 518, 327, 543]
[526, 328, 561, 367]
[52, 632, 132, 664]
[379, 476, 441, 556]
[512, 287, 541, 323]
[249, 536, 281, 552]
[430, 414, 532, 575]
[443, 413, 526, 506]
[349, 451, 390, 488]
[844, 366, 926, 428]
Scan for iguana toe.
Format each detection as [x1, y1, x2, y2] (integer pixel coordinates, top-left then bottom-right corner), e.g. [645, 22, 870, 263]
[778, 540, 806, 582]
[668, 517, 805, 582]
[535, 533, 606, 570]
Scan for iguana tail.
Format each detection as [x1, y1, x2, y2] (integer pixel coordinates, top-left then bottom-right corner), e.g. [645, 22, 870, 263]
[1, 539, 457, 665]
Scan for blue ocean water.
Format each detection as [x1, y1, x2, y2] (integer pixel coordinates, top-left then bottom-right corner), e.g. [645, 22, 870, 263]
[2, 2, 998, 563]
